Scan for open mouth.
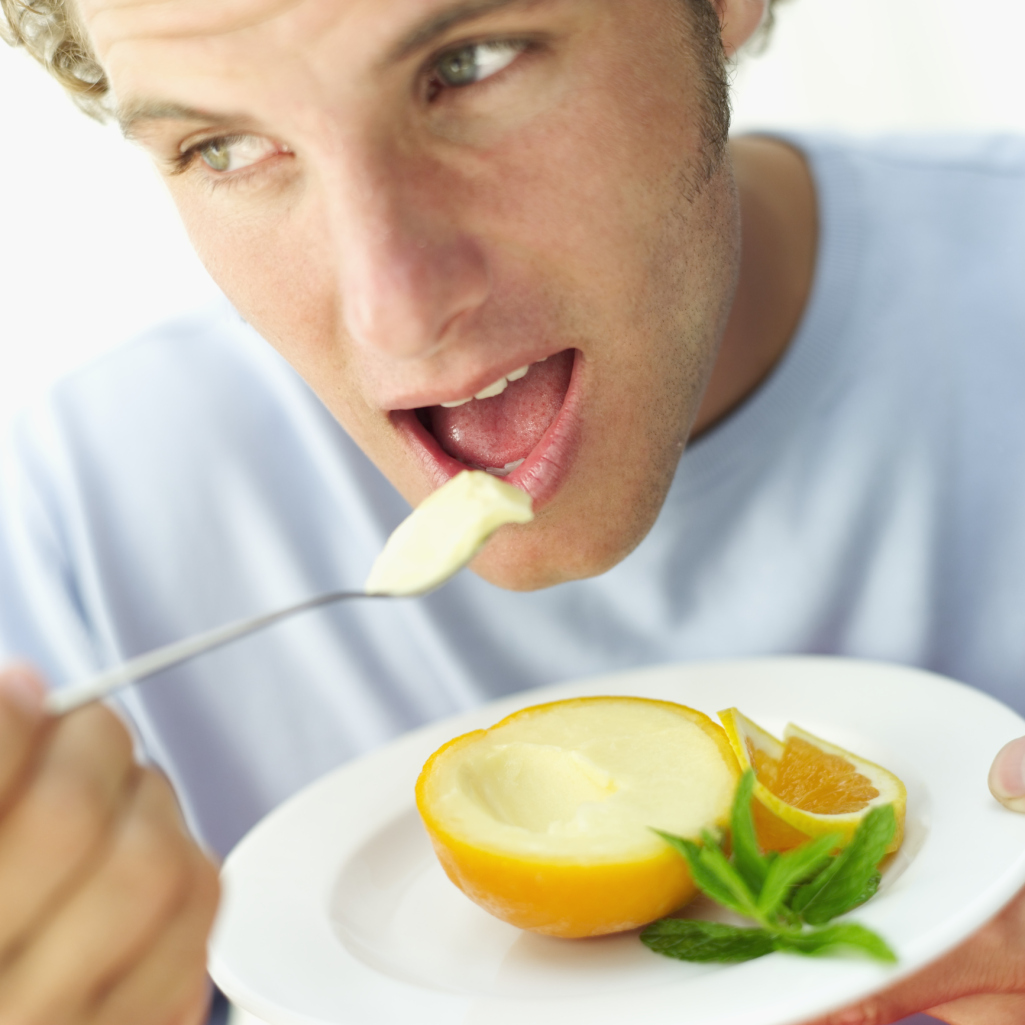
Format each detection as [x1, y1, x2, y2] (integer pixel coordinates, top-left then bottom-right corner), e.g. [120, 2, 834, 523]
[391, 349, 581, 509]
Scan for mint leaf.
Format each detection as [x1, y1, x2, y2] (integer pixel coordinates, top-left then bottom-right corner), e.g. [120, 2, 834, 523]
[646, 778, 898, 970]
[847, 870, 883, 910]
[791, 805, 896, 925]
[698, 831, 763, 919]
[653, 832, 752, 916]
[654, 830, 763, 919]
[641, 919, 777, 963]
[756, 831, 840, 918]
[730, 770, 770, 896]
[776, 922, 897, 963]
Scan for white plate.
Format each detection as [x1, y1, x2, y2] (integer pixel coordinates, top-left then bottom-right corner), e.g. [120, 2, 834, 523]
[209, 657, 1025, 1025]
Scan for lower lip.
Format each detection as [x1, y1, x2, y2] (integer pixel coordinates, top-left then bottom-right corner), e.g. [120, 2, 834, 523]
[391, 350, 584, 511]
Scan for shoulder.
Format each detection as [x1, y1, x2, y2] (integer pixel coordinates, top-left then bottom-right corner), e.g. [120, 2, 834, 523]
[748, 134, 1025, 474]
[16, 301, 343, 467]
[837, 133, 1025, 170]
[3, 301, 384, 541]
[792, 133, 1025, 238]
[39, 302, 305, 441]
[791, 134, 1025, 353]
[799, 134, 1025, 268]
[1, 301, 398, 634]
[795, 132, 1025, 188]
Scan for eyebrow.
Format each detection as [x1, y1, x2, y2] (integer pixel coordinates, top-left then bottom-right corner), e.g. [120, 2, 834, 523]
[387, 0, 543, 64]
[118, 0, 546, 137]
[118, 101, 247, 141]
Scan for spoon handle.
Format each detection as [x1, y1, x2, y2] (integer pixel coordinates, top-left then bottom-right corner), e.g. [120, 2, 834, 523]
[46, 590, 376, 716]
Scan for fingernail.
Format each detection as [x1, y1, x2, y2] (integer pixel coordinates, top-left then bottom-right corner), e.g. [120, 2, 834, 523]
[0, 667, 46, 717]
[989, 737, 1025, 807]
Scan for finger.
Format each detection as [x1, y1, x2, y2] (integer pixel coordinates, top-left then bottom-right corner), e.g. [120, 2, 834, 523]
[816, 994, 1025, 1025]
[90, 848, 219, 1025]
[989, 737, 1025, 812]
[173, 988, 215, 1025]
[928, 993, 1025, 1025]
[172, 984, 216, 1025]
[162, 979, 213, 1025]
[808, 888, 1025, 1024]
[0, 768, 196, 1022]
[0, 663, 48, 807]
[0, 702, 135, 959]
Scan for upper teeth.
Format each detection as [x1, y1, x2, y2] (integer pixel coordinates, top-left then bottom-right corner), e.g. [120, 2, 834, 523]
[439, 364, 531, 408]
[485, 459, 525, 477]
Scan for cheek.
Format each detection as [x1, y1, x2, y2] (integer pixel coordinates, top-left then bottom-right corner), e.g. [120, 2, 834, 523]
[453, 68, 708, 312]
[171, 187, 399, 466]
[174, 187, 345, 374]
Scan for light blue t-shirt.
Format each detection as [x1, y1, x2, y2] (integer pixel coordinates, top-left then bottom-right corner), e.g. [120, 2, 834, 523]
[2, 135, 1024, 858]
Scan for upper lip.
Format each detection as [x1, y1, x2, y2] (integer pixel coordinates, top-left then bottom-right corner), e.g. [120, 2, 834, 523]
[381, 349, 563, 411]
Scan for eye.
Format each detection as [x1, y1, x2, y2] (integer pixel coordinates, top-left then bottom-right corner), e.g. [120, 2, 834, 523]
[192, 134, 281, 173]
[430, 40, 526, 93]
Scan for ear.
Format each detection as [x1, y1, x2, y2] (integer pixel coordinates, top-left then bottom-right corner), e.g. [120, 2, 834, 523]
[712, 0, 769, 57]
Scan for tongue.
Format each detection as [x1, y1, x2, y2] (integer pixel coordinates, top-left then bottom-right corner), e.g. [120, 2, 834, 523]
[427, 350, 573, 470]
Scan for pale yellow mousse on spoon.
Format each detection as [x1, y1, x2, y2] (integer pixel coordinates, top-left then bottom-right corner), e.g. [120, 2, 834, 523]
[365, 470, 534, 597]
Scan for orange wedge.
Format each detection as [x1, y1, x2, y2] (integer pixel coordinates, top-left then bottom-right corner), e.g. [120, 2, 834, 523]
[416, 696, 740, 938]
[719, 708, 906, 853]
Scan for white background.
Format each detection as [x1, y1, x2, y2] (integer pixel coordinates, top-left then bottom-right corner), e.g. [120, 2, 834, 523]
[2, 0, 1025, 432]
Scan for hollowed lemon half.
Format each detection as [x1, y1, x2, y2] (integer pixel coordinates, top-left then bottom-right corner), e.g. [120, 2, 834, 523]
[416, 696, 740, 938]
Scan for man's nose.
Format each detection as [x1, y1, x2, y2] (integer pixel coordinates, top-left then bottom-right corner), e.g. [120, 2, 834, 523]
[326, 151, 491, 361]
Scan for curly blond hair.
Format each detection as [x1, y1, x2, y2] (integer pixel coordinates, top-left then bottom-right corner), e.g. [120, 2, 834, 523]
[1, 0, 108, 118]
[1, 0, 785, 123]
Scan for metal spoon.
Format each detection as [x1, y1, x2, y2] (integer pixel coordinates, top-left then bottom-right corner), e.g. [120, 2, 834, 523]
[44, 590, 387, 716]
[44, 470, 534, 716]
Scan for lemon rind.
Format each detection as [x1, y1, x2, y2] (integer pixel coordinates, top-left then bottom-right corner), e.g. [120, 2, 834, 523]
[719, 707, 907, 851]
[415, 696, 742, 936]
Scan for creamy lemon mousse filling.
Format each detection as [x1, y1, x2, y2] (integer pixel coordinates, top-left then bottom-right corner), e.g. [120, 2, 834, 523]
[422, 698, 738, 862]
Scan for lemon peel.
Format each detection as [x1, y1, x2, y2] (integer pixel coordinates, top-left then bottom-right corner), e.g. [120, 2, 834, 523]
[416, 696, 740, 937]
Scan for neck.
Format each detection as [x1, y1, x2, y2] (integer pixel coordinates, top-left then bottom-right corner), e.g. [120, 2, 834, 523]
[691, 136, 818, 438]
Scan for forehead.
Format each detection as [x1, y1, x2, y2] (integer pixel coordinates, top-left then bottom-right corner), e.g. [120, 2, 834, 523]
[81, 0, 546, 69]
[79, 0, 556, 117]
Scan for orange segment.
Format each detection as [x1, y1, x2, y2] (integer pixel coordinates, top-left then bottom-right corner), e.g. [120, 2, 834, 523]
[719, 708, 906, 854]
[750, 796, 810, 851]
[749, 744, 780, 792]
[416, 696, 740, 938]
[774, 736, 879, 814]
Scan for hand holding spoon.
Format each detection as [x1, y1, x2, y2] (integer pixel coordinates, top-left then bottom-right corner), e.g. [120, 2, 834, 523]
[45, 472, 533, 715]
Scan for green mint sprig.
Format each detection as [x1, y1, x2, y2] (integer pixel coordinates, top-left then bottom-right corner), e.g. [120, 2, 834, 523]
[641, 770, 897, 964]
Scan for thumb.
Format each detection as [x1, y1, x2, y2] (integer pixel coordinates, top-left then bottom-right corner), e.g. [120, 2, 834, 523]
[0, 662, 48, 806]
[989, 737, 1025, 813]
[0, 662, 47, 720]
[167, 981, 214, 1025]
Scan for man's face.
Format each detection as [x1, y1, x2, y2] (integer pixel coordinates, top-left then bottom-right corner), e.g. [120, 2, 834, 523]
[83, 0, 741, 590]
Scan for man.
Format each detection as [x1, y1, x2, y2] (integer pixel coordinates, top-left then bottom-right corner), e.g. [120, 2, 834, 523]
[1, 0, 1025, 1022]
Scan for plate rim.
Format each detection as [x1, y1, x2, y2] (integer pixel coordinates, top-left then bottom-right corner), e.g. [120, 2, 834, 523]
[210, 655, 1025, 1025]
